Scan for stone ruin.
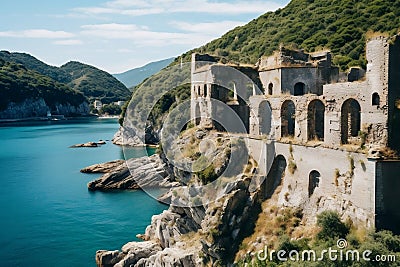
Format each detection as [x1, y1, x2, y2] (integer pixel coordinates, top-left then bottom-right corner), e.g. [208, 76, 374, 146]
[190, 35, 400, 233]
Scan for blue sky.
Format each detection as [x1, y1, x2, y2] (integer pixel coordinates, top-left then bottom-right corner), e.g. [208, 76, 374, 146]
[0, 0, 290, 73]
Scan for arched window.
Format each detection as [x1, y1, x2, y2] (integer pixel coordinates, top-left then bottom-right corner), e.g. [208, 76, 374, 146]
[294, 82, 305, 96]
[268, 83, 273, 95]
[281, 100, 295, 137]
[259, 100, 272, 135]
[307, 100, 325, 141]
[372, 92, 380, 106]
[204, 84, 208, 97]
[194, 103, 201, 125]
[341, 99, 361, 144]
[308, 170, 320, 197]
[197, 86, 201, 97]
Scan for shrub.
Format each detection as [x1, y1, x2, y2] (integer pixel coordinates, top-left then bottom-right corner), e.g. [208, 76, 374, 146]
[316, 211, 349, 240]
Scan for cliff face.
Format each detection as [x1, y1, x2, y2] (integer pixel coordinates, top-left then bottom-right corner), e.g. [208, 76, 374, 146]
[0, 97, 89, 119]
[95, 128, 265, 267]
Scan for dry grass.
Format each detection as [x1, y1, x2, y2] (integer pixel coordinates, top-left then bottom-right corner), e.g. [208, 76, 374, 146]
[365, 30, 390, 40]
[380, 147, 399, 159]
[234, 185, 314, 262]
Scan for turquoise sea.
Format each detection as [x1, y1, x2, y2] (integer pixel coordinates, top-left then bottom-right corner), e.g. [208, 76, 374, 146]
[0, 118, 167, 266]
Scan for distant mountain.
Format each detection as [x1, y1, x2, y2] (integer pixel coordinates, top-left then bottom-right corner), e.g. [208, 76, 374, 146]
[113, 57, 174, 89]
[60, 61, 130, 104]
[0, 58, 88, 119]
[0, 51, 131, 104]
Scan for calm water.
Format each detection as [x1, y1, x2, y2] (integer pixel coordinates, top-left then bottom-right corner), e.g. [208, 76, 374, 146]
[0, 118, 166, 266]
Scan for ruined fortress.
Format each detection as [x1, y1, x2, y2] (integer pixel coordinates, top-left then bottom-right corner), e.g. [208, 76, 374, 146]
[190, 36, 400, 232]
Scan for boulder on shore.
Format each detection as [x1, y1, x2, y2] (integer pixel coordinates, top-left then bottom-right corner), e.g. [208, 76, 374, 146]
[85, 155, 178, 191]
[81, 160, 125, 173]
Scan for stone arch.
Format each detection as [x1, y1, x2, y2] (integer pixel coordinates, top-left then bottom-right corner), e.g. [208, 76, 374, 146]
[308, 170, 320, 197]
[307, 99, 325, 141]
[341, 98, 361, 144]
[372, 92, 380, 106]
[194, 102, 201, 125]
[268, 82, 273, 95]
[281, 100, 295, 137]
[264, 155, 287, 198]
[259, 100, 272, 135]
[204, 84, 208, 97]
[294, 82, 305, 96]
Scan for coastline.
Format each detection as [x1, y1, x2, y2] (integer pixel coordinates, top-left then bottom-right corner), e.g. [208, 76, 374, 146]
[0, 114, 99, 124]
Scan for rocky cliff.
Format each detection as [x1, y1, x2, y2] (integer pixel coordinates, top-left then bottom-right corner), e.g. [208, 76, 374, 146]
[93, 128, 266, 266]
[0, 97, 89, 119]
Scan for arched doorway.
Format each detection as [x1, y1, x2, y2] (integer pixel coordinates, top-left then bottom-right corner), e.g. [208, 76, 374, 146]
[341, 99, 361, 144]
[281, 100, 295, 137]
[194, 102, 201, 125]
[307, 100, 325, 141]
[259, 100, 272, 135]
[294, 82, 305, 96]
[308, 170, 320, 197]
[264, 155, 287, 198]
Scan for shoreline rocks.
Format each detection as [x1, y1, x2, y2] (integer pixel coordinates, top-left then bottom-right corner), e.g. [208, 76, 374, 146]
[70, 140, 107, 148]
[84, 155, 179, 191]
[81, 160, 125, 173]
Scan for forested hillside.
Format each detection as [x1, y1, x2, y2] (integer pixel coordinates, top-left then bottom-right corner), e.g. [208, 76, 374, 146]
[60, 61, 130, 104]
[0, 51, 130, 103]
[180, 0, 400, 70]
[0, 59, 86, 112]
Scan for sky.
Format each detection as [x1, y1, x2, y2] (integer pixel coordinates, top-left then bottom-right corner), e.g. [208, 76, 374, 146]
[0, 0, 290, 73]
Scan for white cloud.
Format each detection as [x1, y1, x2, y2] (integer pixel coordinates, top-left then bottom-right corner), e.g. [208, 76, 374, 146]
[74, 0, 282, 16]
[170, 20, 246, 35]
[0, 29, 75, 39]
[80, 23, 216, 47]
[53, 39, 83, 45]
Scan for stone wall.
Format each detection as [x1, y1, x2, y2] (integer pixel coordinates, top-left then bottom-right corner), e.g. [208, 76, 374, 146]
[247, 140, 377, 227]
[375, 160, 400, 234]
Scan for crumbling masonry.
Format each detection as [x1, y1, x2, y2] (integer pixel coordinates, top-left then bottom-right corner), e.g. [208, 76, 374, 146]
[190, 36, 400, 233]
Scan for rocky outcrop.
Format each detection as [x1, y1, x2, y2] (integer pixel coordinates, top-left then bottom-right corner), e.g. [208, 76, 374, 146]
[94, 130, 264, 267]
[95, 174, 262, 266]
[81, 160, 125, 173]
[0, 98, 48, 119]
[85, 155, 178, 191]
[112, 125, 159, 146]
[70, 141, 106, 148]
[0, 97, 89, 119]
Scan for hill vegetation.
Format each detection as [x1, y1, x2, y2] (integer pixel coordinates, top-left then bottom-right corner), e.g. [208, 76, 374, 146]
[0, 59, 86, 111]
[179, 0, 400, 71]
[0, 51, 131, 104]
[60, 61, 130, 104]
